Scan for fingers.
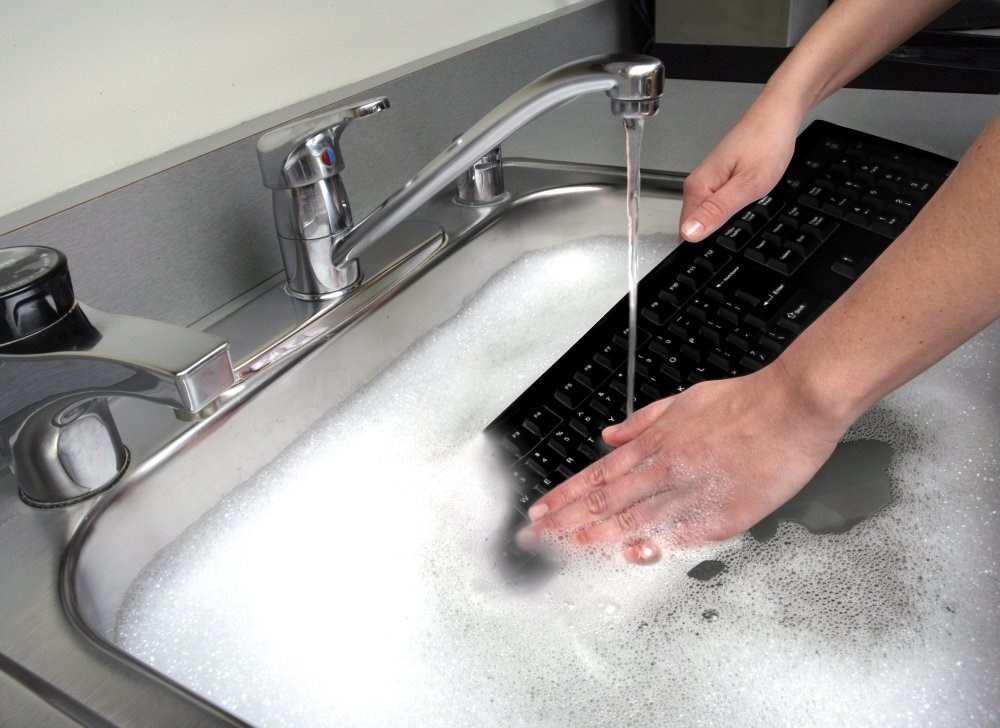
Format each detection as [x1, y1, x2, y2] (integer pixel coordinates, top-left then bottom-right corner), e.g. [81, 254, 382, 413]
[528, 460, 671, 535]
[680, 170, 765, 243]
[526, 437, 660, 522]
[622, 538, 661, 565]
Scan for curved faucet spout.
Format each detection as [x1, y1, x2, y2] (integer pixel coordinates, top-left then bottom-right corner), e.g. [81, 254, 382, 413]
[331, 54, 664, 279]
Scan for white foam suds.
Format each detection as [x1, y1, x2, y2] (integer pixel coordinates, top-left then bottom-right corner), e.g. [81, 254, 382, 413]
[116, 236, 1000, 727]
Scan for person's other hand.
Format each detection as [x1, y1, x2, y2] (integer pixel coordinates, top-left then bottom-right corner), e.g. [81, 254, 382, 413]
[516, 362, 848, 564]
[679, 105, 800, 243]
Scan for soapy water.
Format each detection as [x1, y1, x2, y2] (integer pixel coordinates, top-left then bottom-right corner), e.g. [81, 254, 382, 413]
[116, 237, 1000, 727]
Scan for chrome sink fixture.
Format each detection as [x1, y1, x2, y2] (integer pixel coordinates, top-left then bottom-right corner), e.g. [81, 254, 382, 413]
[256, 54, 663, 299]
[0, 246, 233, 507]
[2, 51, 998, 727]
[2, 161, 690, 727]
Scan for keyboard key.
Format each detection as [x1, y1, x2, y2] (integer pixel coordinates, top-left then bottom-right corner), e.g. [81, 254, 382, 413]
[594, 342, 626, 370]
[766, 247, 805, 275]
[855, 162, 882, 184]
[523, 407, 561, 437]
[821, 194, 851, 217]
[776, 289, 832, 333]
[759, 326, 795, 352]
[698, 317, 732, 344]
[802, 213, 839, 240]
[871, 213, 905, 237]
[641, 299, 676, 327]
[752, 194, 783, 218]
[778, 204, 807, 228]
[762, 221, 795, 246]
[704, 263, 745, 302]
[646, 337, 675, 361]
[678, 264, 712, 290]
[554, 379, 589, 409]
[734, 207, 767, 234]
[838, 179, 865, 200]
[784, 231, 822, 257]
[798, 185, 824, 208]
[545, 433, 570, 457]
[686, 296, 716, 321]
[903, 178, 934, 200]
[660, 280, 696, 307]
[878, 172, 905, 193]
[887, 195, 918, 218]
[846, 204, 878, 227]
[743, 280, 792, 330]
[859, 185, 885, 209]
[740, 348, 775, 372]
[717, 299, 748, 325]
[831, 254, 870, 280]
[694, 246, 730, 273]
[502, 427, 537, 457]
[525, 452, 552, 477]
[746, 238, 782, 265]
[707, 346, 737, 370]
[573, 362, 603, 389]
[668, 314, 698, 339]
[716, 224, 753, 252]
[725, 326, 756, 351]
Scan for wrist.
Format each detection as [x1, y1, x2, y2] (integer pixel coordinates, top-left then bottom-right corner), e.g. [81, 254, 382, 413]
[762, 351, 868, 438]
[752, 80, 813, 124]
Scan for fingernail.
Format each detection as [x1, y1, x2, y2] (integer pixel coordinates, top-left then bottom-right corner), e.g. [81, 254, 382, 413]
[527, 502, 548, 520]
[627, 542, 661, 564]
[681, 220, 704, 240]
[515, 527, 540, 550]
[603, 423, 620, 436]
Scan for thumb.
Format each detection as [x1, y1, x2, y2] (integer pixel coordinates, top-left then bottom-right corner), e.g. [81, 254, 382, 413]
[603, 397, 675, 447]
[680, 174, 762, 243]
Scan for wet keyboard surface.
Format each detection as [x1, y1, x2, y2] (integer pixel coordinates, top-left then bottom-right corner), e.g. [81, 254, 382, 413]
[484, 120, 957, 575]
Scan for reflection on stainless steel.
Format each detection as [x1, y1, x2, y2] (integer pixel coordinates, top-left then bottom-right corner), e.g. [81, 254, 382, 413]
[0, 162, 685, 726]
[0, 303, 233, 506]
[455, 146, 507, 206]
[257, 54, 664, 299]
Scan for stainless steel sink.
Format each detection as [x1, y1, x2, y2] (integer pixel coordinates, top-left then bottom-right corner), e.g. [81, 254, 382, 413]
[0, 162, 685, 726]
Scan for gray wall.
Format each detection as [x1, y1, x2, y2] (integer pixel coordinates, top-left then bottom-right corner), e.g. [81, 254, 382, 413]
[0, 2, 635, 327]
[2, 1, 996, 328]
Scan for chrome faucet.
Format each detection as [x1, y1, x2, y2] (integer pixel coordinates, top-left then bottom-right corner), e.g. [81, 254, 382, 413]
[257, 53, 664, 299]
[0, 246, 234, 507]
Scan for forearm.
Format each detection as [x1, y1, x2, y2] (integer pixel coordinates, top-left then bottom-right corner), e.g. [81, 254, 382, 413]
[753, 0, 961, 118]
[780, 114, 1000, 428]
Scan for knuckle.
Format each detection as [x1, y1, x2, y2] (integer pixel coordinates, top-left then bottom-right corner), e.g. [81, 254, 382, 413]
[615, 508, 641, 534]
[535, 512, 560, 530]
[585, 488, 609, 515]
[581, 460, 609, 490]
[697, 196, 730, 226]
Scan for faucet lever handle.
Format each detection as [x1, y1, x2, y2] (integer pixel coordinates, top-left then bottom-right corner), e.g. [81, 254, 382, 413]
[257, 97, 389, 190]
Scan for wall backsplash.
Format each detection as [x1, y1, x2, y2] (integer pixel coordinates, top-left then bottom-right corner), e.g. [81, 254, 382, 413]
[1, 1, 995, 330]
[0, 2, 635, 327]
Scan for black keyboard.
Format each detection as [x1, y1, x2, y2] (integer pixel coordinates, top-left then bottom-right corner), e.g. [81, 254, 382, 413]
[484, 120, 956, 576]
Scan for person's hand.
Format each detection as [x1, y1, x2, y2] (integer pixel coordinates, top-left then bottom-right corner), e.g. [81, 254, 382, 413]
[516, 361, 849, 564]
[679, 101, 801, 243]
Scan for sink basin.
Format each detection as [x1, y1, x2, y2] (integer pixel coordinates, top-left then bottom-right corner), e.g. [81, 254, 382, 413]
[3, 161, 998, 727]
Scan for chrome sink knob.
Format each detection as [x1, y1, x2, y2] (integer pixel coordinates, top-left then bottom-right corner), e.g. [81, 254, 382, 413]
[0, 245, 234, 507]
[0, 246, 76, 344]
[257, 98, 390, 299]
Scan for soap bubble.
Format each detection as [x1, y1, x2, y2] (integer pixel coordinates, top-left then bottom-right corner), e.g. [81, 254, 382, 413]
[117, 236, 1000, 727]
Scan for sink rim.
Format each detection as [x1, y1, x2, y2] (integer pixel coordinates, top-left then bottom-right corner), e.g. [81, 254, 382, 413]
[21, 160, 685, 726]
